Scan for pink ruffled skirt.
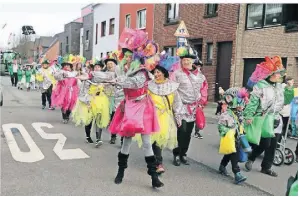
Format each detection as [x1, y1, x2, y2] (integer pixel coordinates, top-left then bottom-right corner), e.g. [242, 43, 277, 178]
[51, 78, 79, 112]
[109, 96, 160, 137]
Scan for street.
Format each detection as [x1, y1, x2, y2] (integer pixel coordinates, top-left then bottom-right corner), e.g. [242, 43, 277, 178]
[0, 75, 297, 196]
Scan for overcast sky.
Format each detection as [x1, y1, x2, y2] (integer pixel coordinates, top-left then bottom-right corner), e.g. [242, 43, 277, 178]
[0, 3, 86, 48]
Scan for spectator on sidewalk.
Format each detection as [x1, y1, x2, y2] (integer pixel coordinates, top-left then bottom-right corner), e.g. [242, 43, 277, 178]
[12, 59, 19, 87]
[279, 77, 295, 140]
[193, 58, 206, 139]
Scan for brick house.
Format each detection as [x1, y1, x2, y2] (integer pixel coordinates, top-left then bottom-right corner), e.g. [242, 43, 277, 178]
[153, 4, 240, 101]
[119, 4, 155, 40]
[43, 39, 59, 61]
[234, 4, 298, 87]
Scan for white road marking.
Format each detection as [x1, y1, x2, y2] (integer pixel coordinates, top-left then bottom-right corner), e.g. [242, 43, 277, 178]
[2, 123, 45, 163]
[32, 122, 89, 160]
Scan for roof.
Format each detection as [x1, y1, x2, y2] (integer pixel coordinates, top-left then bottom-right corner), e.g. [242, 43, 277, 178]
[33, 36, 54, 48]
[40, 37, 54, 48]
[41, 38, 59, 56]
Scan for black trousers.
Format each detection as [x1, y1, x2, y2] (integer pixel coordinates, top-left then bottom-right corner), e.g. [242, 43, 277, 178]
[41, 85, 53, 107]
[221, 153, 240, 174]
[249, 134, 278, 170]
[221, 136, 240, 174]
[12, 73, 18, 86]
[173, 120, 195, 157]
[61, 109, 71, 120]
[216, 102, 223, 115]
[85, 120, 102, 140]
[85, 122, 92, 138]
[152, 141, 162, 165]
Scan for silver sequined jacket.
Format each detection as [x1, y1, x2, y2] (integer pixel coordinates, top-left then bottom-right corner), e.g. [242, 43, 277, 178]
[173, 68, 208, 122]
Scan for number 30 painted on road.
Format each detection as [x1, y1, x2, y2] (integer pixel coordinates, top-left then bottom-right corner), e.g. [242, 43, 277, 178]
[2, 122, 89, 163]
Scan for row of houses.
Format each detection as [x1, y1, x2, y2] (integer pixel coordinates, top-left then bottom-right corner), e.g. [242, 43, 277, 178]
[19, 3, 299, 101]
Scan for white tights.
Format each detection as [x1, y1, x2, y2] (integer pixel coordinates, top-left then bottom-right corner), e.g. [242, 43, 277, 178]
[121, 134, 154, 157]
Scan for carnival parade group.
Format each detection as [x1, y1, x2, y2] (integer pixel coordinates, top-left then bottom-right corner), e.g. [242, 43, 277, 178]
[7, 27, 298, 190]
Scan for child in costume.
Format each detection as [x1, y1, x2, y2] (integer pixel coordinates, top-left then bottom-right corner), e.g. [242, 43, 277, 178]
[103, 52, 121, 145]
[244, 56, 285, 177]
[109, 28, 164, 188]
[52, 55, 79, 124]
[72, 59, 114, 147]
[290, 88, 298, 139]
[25, 64, 32, 91]
[218, 87, 249, 184]
[133, 49, 182, 174]
[30, 64, 37, 90]
[36, 59, 57, 110]
[17, 65, 25, 90]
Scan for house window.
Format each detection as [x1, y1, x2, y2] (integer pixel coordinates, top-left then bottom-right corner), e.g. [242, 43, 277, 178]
[137, 9, 146, 29]
[206, 4, 218, 16]
[246, 4, 284, 29]
[60, 43, 62, 56]
[166, 3, 179, 23]
[101, 21, 106, 37]
[66, 36, 69, 53]
[125, 14, 131, 28]
[86, 30, 89, 40]
[283, 4, 298, 32]
[95, 23, 98, 44]
[164, 46, 177, 56]
[207, 43, 213, 63]
[109, 18, 115, 35]
[264, 4, 283, 26]
[246, 4, 263, 28]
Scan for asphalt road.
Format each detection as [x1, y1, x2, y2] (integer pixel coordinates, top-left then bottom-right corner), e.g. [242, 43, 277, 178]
[0, 76, 296, 196]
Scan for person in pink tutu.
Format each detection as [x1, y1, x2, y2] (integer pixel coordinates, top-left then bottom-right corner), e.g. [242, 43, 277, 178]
[51, 55, 80, 124]
[108, 28, 164, 188]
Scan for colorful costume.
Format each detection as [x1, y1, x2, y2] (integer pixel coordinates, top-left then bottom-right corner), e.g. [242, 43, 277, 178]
[172, 46, 208, 166]
[218, 87, 249, 184]
[112, 28, 164, 188]
[244, 56, 285, 177]
[51, 55, 80, 123]
[25, 65, 32, 90]
[17, 66, 25, 89]
[290, 88, 298, 138]
[36, 59, 56, 109]
[72, 67, 114, 128]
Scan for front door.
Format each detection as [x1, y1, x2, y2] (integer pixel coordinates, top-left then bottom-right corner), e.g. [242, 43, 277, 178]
[215, 41, 232, 101]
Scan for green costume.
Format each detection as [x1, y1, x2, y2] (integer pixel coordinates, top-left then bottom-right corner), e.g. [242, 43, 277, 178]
[284, 86, 294, 105]
[17, 67, 23, 82]
[8, 63, 13, 76]
[25, 69, 32, 83]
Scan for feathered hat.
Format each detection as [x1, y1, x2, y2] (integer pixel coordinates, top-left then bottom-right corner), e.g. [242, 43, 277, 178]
[61, 54, 76, 67]
[92, 57, 105, 68]
[223, 87, 249, 108]
[158, 51, 180, 72]
[176, 46, 197, 59]
[247, 56, 285, 88]
[104, 52, 118, 65]
[119, 27, 148, 54]
[42, 59, 50, 65]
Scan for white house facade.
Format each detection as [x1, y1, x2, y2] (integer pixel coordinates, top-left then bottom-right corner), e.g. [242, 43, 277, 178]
[92, 4, 120, 59]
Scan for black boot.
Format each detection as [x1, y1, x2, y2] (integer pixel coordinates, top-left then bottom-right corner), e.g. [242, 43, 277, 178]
[114, 152, 129, 184]
[145, 156, 164, 188]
